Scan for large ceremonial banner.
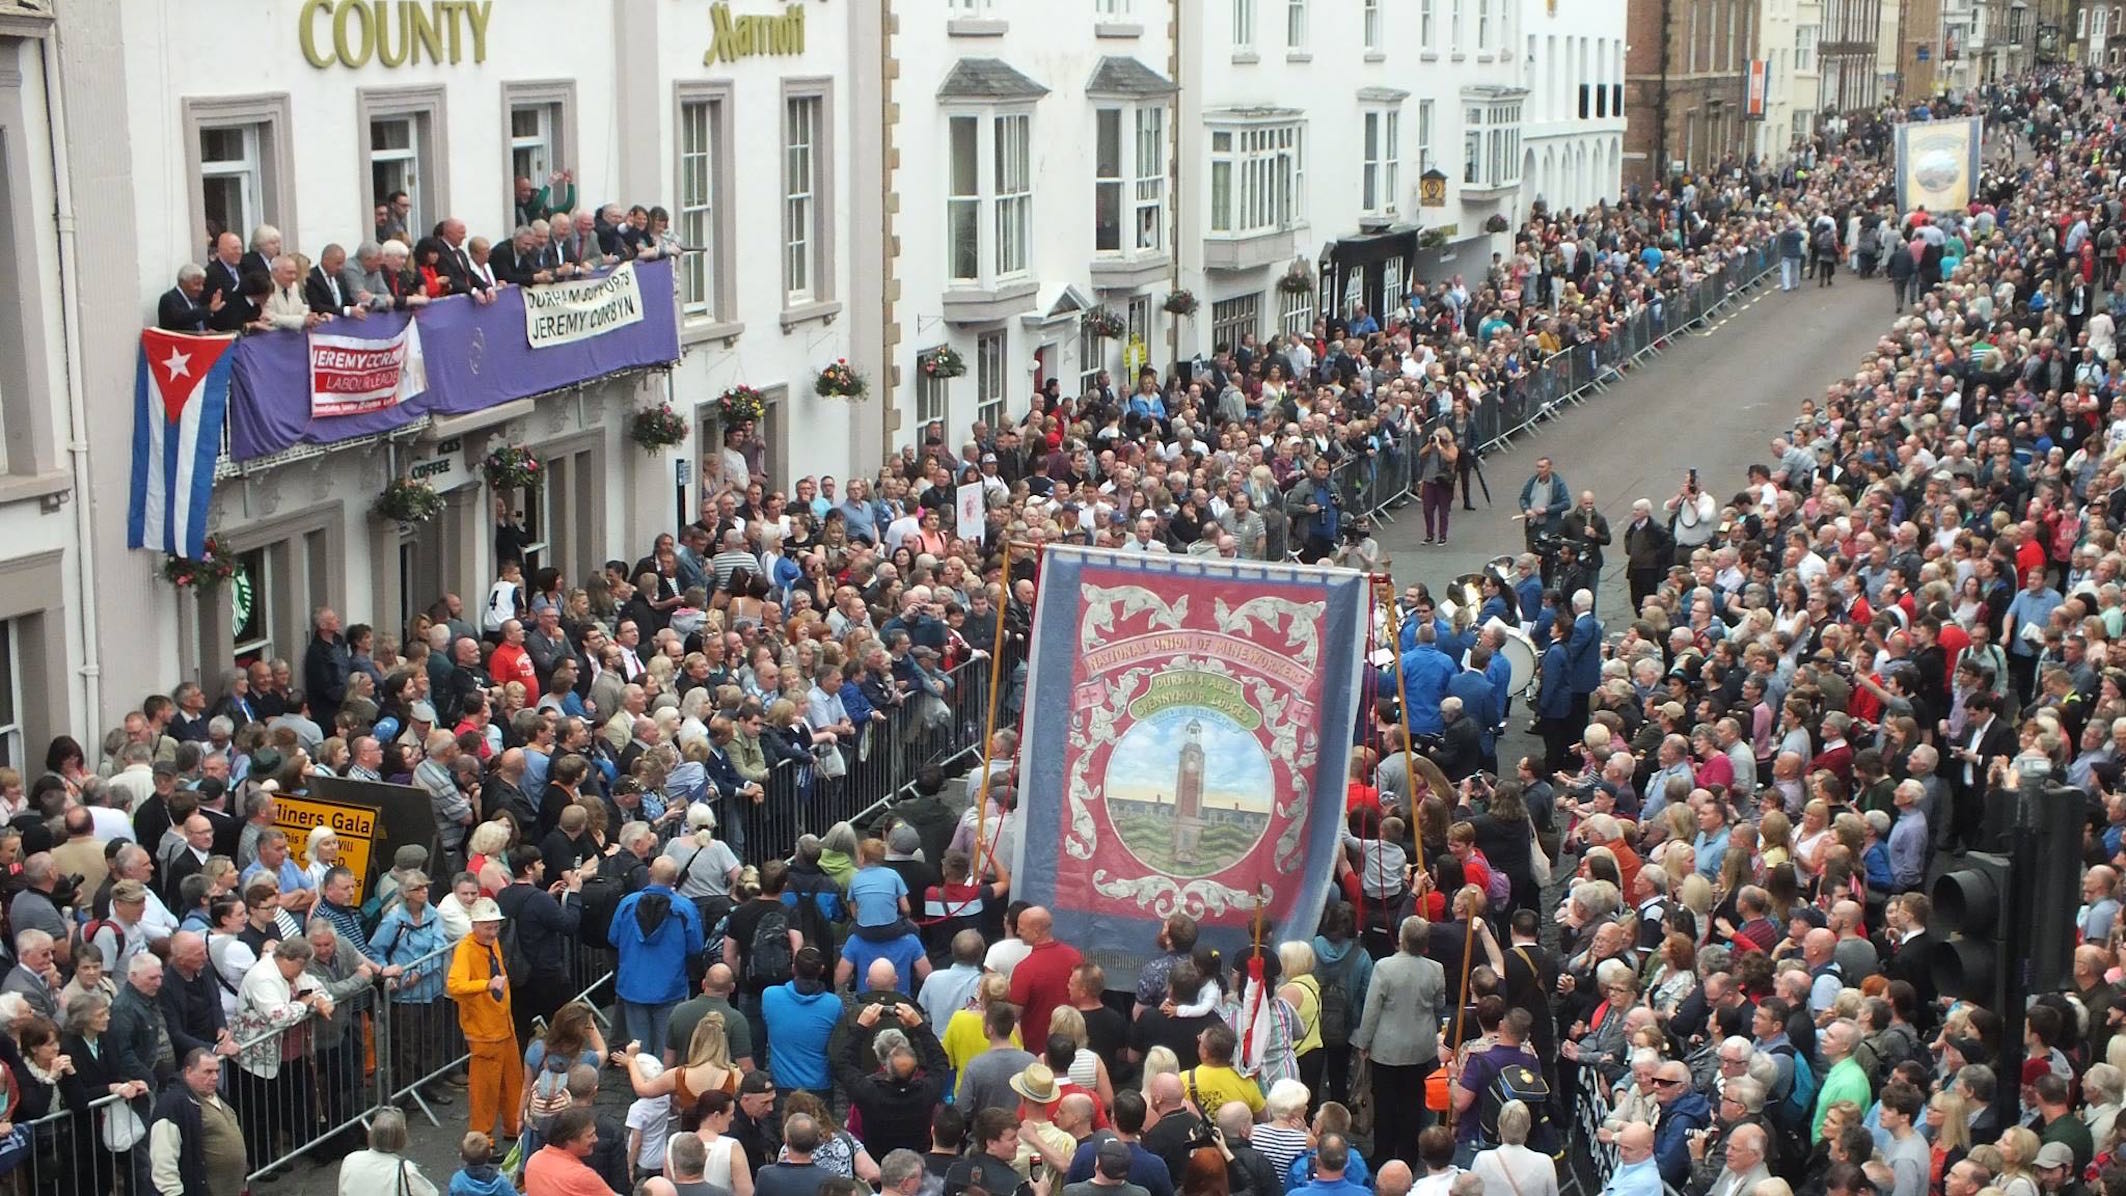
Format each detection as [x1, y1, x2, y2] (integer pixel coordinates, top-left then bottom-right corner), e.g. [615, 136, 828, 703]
[1011, 548, 1367, 983]
[1896, 116, 1983, 215]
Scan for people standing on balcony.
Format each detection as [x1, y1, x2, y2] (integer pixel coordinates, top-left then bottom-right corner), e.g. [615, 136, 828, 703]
[157, 264, 217, 333]
[516, 171, 577, 228]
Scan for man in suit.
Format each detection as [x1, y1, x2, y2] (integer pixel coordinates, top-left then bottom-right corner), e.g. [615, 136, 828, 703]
[1950, 691, 2014, 850]
[1622, 499, 1674, 613]
[1566, 588, 1606, 726]
[436, 218, 494, 301]
[240, 224, 282, 282]
[157, 265, 219, 332]
[542, 213, 583, 278]
[565, 215, 610, 270]
[203, 232, 249, 311]
[1880, 892, 1941, 1032]
[493, 226, 555, 287]
[369, 241, 430, 311]
[340, 241, 386, 311]
[303, 244, 367, 320]
[376, 190, 412, 245]
[466, 236, 503, 294]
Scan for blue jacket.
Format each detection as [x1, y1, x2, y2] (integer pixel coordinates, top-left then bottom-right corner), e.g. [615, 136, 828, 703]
[1518, 472, 1571, 532]
[1483, 649, 1516, 710]
[761, 981, 843, 1090]
[1567, 612, 1605, 693]
[1397, 646, 1456, 736]
[610, 885, 705, 1004]
[1446, 670, 1500, 753]
[1536, 642, 1573, 719]
[369, 902, 450, 1002]
[1653, 1088, 1713, 1186]
[1515, 576, 1544, 621]
[703, 748, 749, 799]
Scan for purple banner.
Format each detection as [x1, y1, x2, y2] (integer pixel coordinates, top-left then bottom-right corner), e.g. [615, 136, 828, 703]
[225, 258, 680, 461]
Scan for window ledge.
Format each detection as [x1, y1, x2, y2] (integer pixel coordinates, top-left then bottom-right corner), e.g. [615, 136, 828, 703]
[947, 17, 1007, 36]
[779, 300, 843, 333]
[1420, 51, 1440, 60]
[1451, 52, 1468, 61]
[1231, 50, 1260, 64]
[1477, 52, 1496, 62]
[0, 471, 70, 508]
[1364, 50, 1387, 62]
[1095, 21, 1143, 38]
[1286, 49, 1313, 62]
[681, 319, 747, 349]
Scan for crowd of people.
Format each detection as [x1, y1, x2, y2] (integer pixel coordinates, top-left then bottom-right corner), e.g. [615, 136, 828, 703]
[72, 51, 2126, 1196]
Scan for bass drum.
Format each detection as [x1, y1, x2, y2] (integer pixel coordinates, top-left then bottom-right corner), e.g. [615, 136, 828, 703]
[1484, 618, 1540, 697]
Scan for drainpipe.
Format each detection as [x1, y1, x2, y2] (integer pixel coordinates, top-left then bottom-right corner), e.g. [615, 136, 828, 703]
[1657, 0, 1674, 181]
[40, 32, 104, 741]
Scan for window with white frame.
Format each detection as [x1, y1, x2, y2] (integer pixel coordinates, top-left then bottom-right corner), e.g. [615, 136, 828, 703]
[916, 366, 948, 427]
[1476, 0, 1491, 50]
[995, 114, 1031, 276]
[677, 96, 719, 318]
[1287, 0, 1307, 49]
[1364, 0, 1382, 49]
[369, 114, 429, 234]
[1210, 293, 1261, 354]
[783, 95, 820, 302]
[1362, 107, 1401, 216]
[509, 102, 560, 192]
[1417, 99, 1434, 173]
[0, 620, 22, 769]
[1096, 110, 1126, 253]
[1126, 296, 1152, 365]
[1208, 121, 1304, 236]
[1134, 107, 1165, 252]
[977, 331, 1007, 427]
[1450, 0, 1462, 50]
[947, 110, 1033, 284]
[231, 547, 273, 665]
[1234, 0, 1256, 49]
[1279, 284, 1312, 337]
[199, 125, 263, 246]
[1420, 0, 1436, 48]
[1463, 102, 1522, 188]
[1796, 25, 1816, 70]
[1078, 320, 1103, 399]
[1095, 0, 1132, 15]
[1382, 256, 1406, 317]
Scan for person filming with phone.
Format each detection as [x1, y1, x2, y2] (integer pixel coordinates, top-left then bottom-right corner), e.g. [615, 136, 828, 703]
[1664, 469, 1717, 566]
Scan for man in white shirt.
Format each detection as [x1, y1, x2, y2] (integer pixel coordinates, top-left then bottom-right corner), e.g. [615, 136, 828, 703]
[262, 255, 328, 331]
[1121, 517, 1169, 553]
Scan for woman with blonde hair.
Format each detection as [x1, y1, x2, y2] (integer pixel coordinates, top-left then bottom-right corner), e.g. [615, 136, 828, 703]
[1046, 1006, 1116, 1108]
[1139, 1044, 1181, 1095]
[1995, 1126, 2041, 1196]
[466, 820, 512, 896]
[1758, 809, 1794, 871]
[942, 973, 1019, 1075]
[304, 824, 341, 890]
[624, 1010, 739, 1126]
[1927, 1088, 1974, 1185]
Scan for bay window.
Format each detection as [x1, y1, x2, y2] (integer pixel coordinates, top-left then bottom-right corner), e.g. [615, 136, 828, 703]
[1461, 98, 1523, 189]
[946, 109, 1035, 284]
[1208, 120, 1305, 236]
[1362, 107, 1401, 217]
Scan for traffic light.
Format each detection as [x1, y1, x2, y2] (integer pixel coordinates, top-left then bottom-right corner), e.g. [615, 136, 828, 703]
[2026, 784, 2095, 993]
[1932, 851, 2013, 1011]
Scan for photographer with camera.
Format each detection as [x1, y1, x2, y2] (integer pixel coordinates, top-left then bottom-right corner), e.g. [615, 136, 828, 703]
[1517, 458, 1570, 556]
[1560, 491, 1610, 591]
[1664, 470, 1717, 566]
[1332, 518, 1383, 573]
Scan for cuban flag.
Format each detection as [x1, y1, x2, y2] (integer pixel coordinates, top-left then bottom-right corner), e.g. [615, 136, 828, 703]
[128, 328, 236, 559]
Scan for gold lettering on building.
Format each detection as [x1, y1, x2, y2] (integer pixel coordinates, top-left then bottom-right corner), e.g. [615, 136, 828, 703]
[705, 1, 807, 65]
[300, 0, 493, 70]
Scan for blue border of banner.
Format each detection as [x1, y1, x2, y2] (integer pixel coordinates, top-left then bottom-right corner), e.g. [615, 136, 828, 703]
[1009, 546, 1369, 987]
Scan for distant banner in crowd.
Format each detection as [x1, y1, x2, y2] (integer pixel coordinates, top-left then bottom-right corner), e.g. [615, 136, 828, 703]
[310, 321, 428, 417]
[1011, 548, 1366, 985]
[522, 261, 647, 348]
[1895, 116, 1982, 215]
[129, 328, 237, 559]
[224, 258, 680, 460]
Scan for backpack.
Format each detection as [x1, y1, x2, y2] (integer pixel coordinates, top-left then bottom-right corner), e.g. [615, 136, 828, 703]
[1813, 225, 1837, 255]
[747, 904, 795, 986]
[525, 1056, 573, 1134]
[1767, 1041, 1818, 1122]
[1478, 1060, 1557, 1154]
[1316, 951, 1358, 1048]
[498, 910, 530, 988]
[577, 858, 629, 950]
[1855, 1023, 1921, 1087]
[1475, 852, 1510, 908]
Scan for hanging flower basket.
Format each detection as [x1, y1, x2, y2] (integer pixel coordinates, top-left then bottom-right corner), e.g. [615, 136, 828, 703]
[814, 360, 868, 400]
[919, 345, 967, 379]
[1484, 213, 1512, 233]
[162, 536, 240, 591]
[1083, 308, 1127, 338]
[1162, 289, 1199, 316]
[481, 444, 543, 491]
[629, 403, 690, 452]
[373, 477, 446, 524]
[715, 385, 767, 424]
[1277, 264, 1316, 295]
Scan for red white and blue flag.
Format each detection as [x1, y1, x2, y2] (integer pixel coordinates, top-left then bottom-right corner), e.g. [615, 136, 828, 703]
[128, 328, 236, 559]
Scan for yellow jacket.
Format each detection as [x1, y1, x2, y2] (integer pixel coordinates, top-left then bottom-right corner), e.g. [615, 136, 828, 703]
[447, 934, 516, 1044]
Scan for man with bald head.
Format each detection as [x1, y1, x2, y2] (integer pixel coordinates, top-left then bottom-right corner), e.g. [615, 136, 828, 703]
[1374, 1161, 1414, 1196]
[1141, 1071, 1204, 1182]
[1008, 906, 1082, 1050]
[667, 962, 753, 1070]
[1606, 1123, 1662, 1196]
[1216, 1100, 1285, 1196]
[611, 856, 705, 1062]
[1703, 1122, 1771, 1196]
[1803, 928, 1846, 1014]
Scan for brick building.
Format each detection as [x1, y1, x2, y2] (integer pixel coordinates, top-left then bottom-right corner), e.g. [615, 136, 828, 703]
[1625, 0, 1761, 187]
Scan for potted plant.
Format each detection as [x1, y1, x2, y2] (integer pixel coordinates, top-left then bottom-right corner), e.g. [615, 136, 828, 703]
[1161, 290, 1199, 316]
[1485, 213, 1512, 233]
[373, 477, 446, 524]
[162, 536, 240, 591]
[481, 444, 543, 491]
[815, 359, 869, 400]
[715, 384, 767, 424]
[1082, 308, 1127, 339]
[1277, 262, 1316, 295]
[919, 345, 967, 379]
[629, 403, 690, 452]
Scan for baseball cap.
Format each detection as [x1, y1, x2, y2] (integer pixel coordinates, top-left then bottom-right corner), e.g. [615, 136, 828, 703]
[739, 1070, 777, 1095]
[1097, 1140, 1134, 1180]
[393, 844, 431, 871]
[152, 761, 180, 779]
[409, 701, 438, 723]
[469, 898, 505, 923]
[2035, 1143, 2076, 1170]
[2021, 1057, 2051, 1085]
[982, 453, 998, 463]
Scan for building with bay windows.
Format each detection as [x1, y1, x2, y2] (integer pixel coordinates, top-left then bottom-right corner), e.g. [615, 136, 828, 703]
[50, 0, 860, 723]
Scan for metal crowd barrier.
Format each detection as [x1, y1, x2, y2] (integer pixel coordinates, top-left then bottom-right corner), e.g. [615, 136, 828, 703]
[7, 1091, 130, 1196]
[228, 976, 384, 1183]
[383, 939, 469, 1127]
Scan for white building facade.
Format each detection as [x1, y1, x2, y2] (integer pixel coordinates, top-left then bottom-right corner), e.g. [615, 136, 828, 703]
[52, 0, 861, 722]
[1520, 0, 1630, 213]
[1752, 0, 1825, 162]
